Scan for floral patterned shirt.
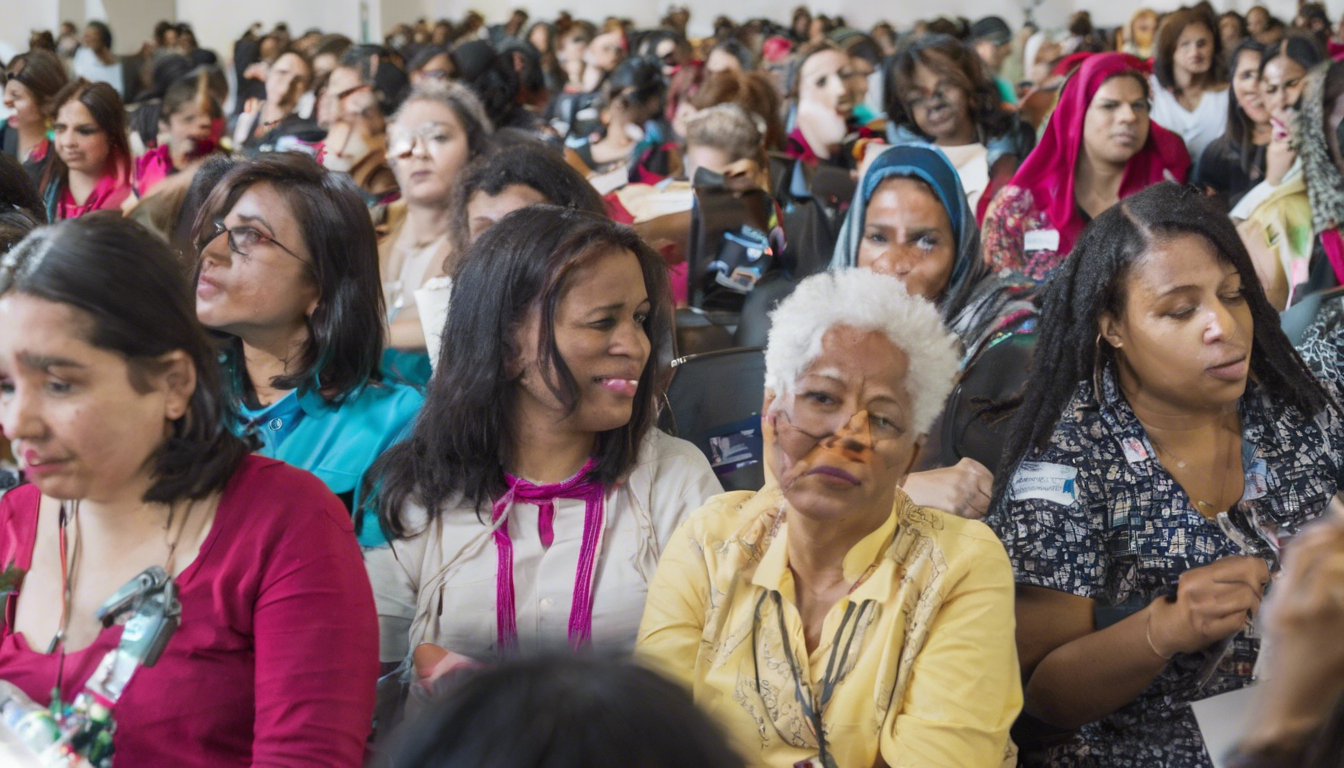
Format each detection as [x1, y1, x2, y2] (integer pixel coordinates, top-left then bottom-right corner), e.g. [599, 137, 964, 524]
[981, 185, 1063, 282]
[987, 364, 1344, 767]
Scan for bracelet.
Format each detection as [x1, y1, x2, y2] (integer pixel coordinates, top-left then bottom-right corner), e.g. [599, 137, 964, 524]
[1145, 610, 1175, 661]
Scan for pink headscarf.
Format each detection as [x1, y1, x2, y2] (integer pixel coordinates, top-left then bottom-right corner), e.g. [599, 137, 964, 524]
[1010, 52, 1191, 257]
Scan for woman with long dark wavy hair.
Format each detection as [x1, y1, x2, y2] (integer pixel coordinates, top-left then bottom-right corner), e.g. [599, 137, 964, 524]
[1194, 40, 1271, 209]
[986, 182, 1343, 767]
[363, 205, 720, 669]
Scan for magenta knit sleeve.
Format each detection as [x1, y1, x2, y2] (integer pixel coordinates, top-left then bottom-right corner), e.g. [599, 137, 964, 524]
[249, 489, 379, 767]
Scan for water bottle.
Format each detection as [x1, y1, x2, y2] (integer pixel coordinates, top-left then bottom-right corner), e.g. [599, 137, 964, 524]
[0, 681, 60, 758]
[0, 681, 94, 767]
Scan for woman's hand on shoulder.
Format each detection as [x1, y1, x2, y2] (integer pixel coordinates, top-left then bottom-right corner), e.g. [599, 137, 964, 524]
[900, 458, 994, 519]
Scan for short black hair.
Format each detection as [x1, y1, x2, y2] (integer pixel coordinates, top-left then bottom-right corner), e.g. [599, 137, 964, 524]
[709, 38, 755, 70]
[0, 151, 46, 225]
[86, 20, 112, 50]
[451, 142, 607, 256]
[1, 216, 251, 503]
[381, 656, 745, 768]
[339, 44, 410, 115]
[193, 154, 386, 402]
[406, 44, 453, 75]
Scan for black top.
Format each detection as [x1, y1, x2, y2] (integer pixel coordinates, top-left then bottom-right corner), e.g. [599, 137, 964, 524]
[1195, 135, 1267, 212]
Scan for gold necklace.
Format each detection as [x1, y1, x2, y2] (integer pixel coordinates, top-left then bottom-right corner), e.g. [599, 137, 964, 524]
[1151, 431, 1238, 516]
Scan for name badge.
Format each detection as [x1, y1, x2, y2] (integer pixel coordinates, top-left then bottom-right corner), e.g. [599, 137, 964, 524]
[1120, 436, 1150, 465]
[1010, 461, 1079, 506]
[1243, 458, 1269, 501]
[1024, 228, 1060, 252]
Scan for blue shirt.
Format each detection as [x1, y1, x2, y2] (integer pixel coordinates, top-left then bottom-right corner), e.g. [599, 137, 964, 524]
[236, 381, 423, 546]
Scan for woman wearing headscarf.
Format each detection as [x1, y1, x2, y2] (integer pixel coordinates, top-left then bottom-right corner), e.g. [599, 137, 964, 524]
[832, 143, 1037, 518]
[981, 53, 1191, 282]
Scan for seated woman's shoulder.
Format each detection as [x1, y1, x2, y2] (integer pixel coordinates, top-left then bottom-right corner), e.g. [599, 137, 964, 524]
[359, 378, 426, 411]
[227, 454, 355, 532]
[898, 500, 1012, 559]
[680, 488, 772, 543]
[640, 428, 707, 464]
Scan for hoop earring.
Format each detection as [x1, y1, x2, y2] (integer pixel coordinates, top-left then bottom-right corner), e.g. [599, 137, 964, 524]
[1093, 333, 1107, 403]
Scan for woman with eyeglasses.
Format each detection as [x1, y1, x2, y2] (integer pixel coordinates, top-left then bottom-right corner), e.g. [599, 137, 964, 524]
[638, 269, 1020, 768]
[0, 214, 378, 766]
[378, 83, 494, 386]
[406, 45, 455, 88]
[885, 34, 1036, 218]
[38, 79, 133, 222]
[1193, 40, 1272, 211]
[194, 153, 423, 532]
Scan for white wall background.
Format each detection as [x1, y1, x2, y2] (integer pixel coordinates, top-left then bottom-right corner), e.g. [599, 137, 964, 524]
[2, 0, 1343, 63]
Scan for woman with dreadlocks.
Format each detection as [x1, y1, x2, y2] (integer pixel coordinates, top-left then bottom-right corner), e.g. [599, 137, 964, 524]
[985, 181, 1344, 768]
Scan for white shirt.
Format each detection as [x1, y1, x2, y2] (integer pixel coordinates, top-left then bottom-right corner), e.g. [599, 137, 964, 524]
[414, 276, 452, 369]
[364, 430, 724, 663]
[939, 142, 991, 213]
[1148, 75, 1229, 161]
[72, 47, 123, 96]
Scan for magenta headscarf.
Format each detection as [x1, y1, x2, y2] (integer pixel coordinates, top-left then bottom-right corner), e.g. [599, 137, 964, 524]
[1010, 52, 1191, 257]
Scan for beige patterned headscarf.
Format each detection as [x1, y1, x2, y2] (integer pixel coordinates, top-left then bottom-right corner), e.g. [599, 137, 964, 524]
[1298, 63, 1344, 235]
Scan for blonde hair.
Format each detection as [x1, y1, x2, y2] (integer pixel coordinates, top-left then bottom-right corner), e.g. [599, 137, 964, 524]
[683, 103, 764, 165]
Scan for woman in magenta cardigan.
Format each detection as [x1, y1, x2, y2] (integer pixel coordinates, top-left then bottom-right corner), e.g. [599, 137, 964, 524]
[0, 215, 377, 766]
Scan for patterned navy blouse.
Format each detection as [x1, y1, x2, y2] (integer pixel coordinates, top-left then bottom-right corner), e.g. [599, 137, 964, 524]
[987, 363, 1344, 768]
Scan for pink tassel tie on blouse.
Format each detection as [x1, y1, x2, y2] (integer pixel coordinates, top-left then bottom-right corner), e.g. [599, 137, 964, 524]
[490, 459, 605, 653]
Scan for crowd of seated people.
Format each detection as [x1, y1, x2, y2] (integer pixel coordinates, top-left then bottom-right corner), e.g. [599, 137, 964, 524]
[3, 5, 1344, 768]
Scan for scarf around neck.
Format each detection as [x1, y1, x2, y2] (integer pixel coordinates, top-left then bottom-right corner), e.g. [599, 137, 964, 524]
[490, 459, 607, 653]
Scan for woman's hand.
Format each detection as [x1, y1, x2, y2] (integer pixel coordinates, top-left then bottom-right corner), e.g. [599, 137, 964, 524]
[1147, 555, 1269, 658]
[1236, 514, 1344, 751]
[412, 643, 481, 688]
[900, 458, 994, 519]
[1265, 125, 1296, 187]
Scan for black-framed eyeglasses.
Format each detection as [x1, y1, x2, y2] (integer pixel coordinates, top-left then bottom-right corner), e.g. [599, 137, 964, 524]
[207, 221, 308, 269]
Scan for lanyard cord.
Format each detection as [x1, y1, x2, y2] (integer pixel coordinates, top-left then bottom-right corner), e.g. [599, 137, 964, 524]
[48, 498, 194, 709]
[50, 500, 80, 705]
[751, 589, 874, 763]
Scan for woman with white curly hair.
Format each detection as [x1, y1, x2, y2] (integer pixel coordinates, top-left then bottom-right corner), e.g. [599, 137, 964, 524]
[637, 268, 1022, 768]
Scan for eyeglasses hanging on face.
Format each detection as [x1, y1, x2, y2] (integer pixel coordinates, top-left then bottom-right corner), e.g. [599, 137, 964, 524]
[203, 220, 313, 276]
[387, 122, 456, 159]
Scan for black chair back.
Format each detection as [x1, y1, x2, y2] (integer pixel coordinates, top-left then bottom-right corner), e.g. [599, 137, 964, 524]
[659, 347, 767, 492]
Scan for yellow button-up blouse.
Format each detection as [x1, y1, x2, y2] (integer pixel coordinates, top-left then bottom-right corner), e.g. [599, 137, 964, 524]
[637, 485, 1022, 768]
